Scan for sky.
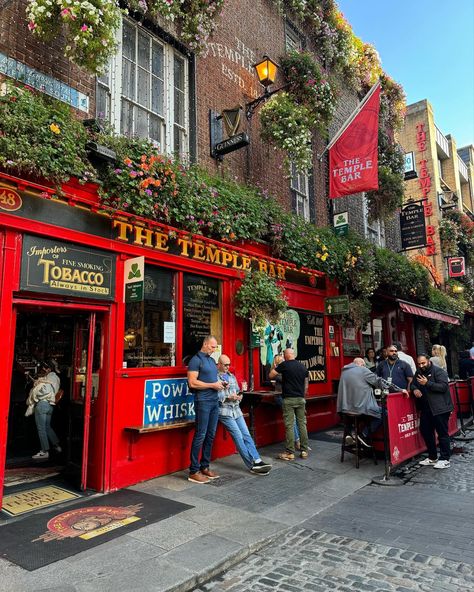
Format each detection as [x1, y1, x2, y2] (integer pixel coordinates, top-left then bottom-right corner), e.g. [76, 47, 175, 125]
[337, 0, 474, 148]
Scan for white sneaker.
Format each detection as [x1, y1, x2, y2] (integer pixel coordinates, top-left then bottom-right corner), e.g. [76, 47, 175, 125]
[433, 460, 450, 469]
[345, 435, 356, 446]
[419, 457, 438, 466]
[55, 445, 62, 453]
[32, 450, 49, 459]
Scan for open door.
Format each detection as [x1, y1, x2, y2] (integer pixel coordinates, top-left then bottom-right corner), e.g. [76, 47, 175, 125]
[70, 313, 105, 491]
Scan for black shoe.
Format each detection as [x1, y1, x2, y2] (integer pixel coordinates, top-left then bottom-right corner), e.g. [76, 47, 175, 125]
[357, 434, 372, 448]
[251, 461, 272, 473]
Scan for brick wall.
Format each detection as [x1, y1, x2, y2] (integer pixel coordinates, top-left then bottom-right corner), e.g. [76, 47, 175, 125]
[0, 0, 95, 117]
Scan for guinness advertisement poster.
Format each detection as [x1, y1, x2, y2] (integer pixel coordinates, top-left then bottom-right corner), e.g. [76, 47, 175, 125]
[20, 235, 115, 300]
[260, 309, 326, 384]
[400, 202, 427, 251]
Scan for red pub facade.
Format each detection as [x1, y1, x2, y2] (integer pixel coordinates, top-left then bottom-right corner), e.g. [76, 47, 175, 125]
[0, 173, 346, 507]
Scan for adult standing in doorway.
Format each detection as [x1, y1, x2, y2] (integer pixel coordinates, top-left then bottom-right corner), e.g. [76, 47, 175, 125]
[187, 336, 225, 484]
[26, 360, 62, 460]
[412, 354, 453, 469]
[376, 344, 413, 390]
[269, 348, 309, 461]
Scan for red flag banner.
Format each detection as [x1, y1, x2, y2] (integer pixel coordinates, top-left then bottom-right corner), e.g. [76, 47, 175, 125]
[329, 84, 381, 199]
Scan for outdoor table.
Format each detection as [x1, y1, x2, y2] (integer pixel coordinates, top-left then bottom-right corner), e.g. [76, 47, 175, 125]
[241, 390, 278, 440]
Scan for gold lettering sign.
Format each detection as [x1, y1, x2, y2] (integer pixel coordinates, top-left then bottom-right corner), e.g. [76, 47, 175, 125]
[113, 220, 286, 280]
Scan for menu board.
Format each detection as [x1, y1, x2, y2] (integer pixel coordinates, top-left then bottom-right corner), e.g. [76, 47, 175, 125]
[182, 274, 220, 362]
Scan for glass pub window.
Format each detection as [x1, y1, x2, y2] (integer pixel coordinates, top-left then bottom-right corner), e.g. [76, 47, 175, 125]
[291, 162, 310, 221]
[182, 274, 222, 365]
[123, 266, 176, 368]
[97, 18, 189, 157]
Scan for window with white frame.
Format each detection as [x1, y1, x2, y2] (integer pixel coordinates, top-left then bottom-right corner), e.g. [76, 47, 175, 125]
[291, 163, 310, 221]
[96, 19, 189, 157]
[285, 21, 305, 52]
[363, 193, 385, 246]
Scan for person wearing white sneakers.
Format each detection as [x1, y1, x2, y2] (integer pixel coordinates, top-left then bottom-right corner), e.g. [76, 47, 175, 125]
[26, 360, 62, 460]
[412, 354, 453, 470]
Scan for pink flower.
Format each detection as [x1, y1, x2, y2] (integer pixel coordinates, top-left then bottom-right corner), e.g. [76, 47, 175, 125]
[81, 24, 88, 32]
[28, 21, 36, 31]
[60, 9, 70, 17]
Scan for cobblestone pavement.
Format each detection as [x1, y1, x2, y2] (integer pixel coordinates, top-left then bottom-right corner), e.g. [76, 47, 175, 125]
[193, 440, 474, 591]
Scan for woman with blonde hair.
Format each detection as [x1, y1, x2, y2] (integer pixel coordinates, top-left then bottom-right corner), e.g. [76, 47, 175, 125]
[430, 344, 447, 370]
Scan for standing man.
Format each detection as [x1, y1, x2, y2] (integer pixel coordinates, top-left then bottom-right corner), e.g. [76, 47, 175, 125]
[376, 344, 413, 390]
[187, 336, 224, 484]
[269, 348, 309, 460]
[217, 355, 272, 475]
[394, 341, 416, 374]
[412, 354, 453, 469]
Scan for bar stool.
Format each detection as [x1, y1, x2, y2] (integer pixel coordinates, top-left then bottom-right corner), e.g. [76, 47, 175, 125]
[340, 412, 377, 469]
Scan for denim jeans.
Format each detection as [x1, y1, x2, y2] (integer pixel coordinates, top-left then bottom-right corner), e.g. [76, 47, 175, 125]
[189, 397, 219, 474]
[274, 394, 300, 441]
[282, 397, 308, 453]
[34, 400, 59, 452]
[219, 414, 260, 470]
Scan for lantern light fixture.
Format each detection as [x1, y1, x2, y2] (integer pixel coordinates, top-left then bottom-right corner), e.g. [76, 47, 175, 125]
[245, 55, 286, 120]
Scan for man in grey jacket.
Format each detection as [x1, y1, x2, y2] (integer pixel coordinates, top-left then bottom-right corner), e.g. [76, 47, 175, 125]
[338, 358, 409, 446]
[411, 354, 453, 469]
[337, 358, 388, 447]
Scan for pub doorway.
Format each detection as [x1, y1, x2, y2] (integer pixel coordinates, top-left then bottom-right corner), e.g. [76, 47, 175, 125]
[4, 308, 106, 510]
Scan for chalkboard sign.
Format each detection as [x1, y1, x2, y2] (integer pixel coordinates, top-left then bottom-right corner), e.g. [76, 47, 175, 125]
[182, 274, 220, 362]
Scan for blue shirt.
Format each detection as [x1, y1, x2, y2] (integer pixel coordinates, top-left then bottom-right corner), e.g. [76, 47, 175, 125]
[376, 359, 413, 390]
[188, 351, 219, 401]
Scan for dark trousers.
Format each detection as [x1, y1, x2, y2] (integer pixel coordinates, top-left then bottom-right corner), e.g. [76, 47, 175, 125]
[419, 410, 451, 461]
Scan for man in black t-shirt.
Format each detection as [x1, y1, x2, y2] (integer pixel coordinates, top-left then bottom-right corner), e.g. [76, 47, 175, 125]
[269, 348, 309, 460]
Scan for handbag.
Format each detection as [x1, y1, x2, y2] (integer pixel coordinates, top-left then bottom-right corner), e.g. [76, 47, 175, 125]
[55, 388, 64, 404]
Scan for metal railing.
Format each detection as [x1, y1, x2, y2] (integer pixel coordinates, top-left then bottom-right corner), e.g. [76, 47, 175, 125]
[435, 125, 450, 158]
[458, 155, 469, 182]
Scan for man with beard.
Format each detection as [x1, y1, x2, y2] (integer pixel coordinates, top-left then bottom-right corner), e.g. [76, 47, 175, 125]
[411, 354, 453, 469]
[376, 344, 413, 390]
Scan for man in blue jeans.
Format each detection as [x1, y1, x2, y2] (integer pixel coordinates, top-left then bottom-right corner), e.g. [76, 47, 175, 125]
[187, 336, 225, 484]
[217, 355, 272, 475]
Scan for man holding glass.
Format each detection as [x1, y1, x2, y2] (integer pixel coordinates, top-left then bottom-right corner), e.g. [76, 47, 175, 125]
[217, 355, 272, 475]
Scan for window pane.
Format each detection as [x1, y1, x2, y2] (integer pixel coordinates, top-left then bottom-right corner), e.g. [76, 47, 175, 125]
[120, 100, 134, 136]
[124, 267, 176, 368]
[138, 31, 149, 69]
[151, 76, 164, 115]
[174, 89, 184, 126]
[137, 67, 150, 108]
[152, 44, 164, 77]
[96, 85, 110, 120]
[182, 274, 222, 364]
[136, 107, 149, 138]
[150, 115, 162, 145]
[122, 59, 136, 101]
[174, 126, 182, 155]
[122, 21, 136, 62]
[174, 55, 185, 90]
